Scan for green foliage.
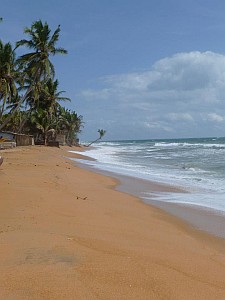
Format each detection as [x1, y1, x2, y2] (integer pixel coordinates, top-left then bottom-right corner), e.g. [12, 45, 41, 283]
[87, 129, 106, 146]
[56, 107, 83, 145]
[16, 20, 67, 82]
[0, 20, 83, 145]
[98, 129, 106, 139]
[0, 41, 18, 121]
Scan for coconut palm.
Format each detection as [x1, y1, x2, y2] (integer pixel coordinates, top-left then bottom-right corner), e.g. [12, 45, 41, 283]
[39, 78, 70, 113]
[87, 129, 106, 146]
[1, 110, 25, 132]
[0, 41, 18, 122]
[0, 20, 83, 144]
[30, 108, 55, 145]
[16, 20, 67, 112]
[98, 129, 106, 139]
[0, 20, 67, 131]
[57, 107, 83, 145]
[16, 20, 67, 83]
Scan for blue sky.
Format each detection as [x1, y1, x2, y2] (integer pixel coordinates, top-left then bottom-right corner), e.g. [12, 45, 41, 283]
[2, 1, 225, 141]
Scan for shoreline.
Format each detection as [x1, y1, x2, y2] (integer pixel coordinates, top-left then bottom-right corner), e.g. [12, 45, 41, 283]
[1, 146, 225, 299]
[72, 152, 225, 239]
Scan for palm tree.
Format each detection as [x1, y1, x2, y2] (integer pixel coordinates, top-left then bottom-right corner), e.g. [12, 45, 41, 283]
[30, 108, 55, 145]
[98, 129, 106, 138]
[0, 41, 18, 122]
[87, 129, 106, 146]
[40, 78, 70, 112]
[2, 110, 24, 132]
[0, 20, 67, 131]
[57, 107, 83, 145]
[16, 20, 67, 83]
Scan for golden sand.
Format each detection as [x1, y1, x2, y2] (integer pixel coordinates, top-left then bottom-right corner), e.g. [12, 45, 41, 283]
[1, 145, 225, 299]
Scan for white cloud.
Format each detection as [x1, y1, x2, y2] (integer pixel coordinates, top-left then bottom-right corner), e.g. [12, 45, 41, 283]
[168, 113, 194, 122]
[79, 51, 225, 139]
[80, 88, 111, 100]
[206, 113, 224, 122]
[143, 121, 173, 132]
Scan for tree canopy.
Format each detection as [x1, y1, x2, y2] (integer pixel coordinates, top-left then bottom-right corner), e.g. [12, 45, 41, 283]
[0, 20, 83, 145]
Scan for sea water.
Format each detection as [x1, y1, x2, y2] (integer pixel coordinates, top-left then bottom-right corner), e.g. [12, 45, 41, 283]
[71, 137, 225, 215]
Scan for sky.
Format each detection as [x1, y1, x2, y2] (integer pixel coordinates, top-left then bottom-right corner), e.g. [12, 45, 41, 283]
[1, 1, 225, 141]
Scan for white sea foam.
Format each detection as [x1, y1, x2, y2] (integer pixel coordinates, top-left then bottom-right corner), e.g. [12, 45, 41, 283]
[70, 137, 225, 213]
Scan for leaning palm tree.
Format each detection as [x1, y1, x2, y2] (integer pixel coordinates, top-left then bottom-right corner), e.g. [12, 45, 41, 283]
[87, 129, 106, 146]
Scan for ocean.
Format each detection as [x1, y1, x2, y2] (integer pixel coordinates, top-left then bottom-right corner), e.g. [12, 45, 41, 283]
[71, 137, 225, 217]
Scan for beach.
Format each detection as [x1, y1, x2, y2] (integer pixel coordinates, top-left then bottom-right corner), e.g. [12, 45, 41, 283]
[1, 146, 225, 299]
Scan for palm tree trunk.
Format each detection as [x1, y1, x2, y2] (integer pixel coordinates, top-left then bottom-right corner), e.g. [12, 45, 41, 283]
[44, 134, 47, 145]
[86, 137, 100, 147]
[0, 96, 6, 122]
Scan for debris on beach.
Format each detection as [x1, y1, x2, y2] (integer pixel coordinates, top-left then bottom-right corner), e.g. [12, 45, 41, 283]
[76, 196, 87, 200]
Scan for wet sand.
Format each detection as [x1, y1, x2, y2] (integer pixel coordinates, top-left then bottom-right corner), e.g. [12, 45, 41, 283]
[1, 145, 225, 299]
[74, 158, 225, 238]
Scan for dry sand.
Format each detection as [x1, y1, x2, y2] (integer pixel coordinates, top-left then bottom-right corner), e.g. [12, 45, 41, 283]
[1, 145, 225, 299]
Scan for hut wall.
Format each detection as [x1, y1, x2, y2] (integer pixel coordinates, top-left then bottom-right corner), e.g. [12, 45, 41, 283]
[56, 134, 66, 146]
[15, 135, 31, 146]
[1, 131, 34, 146]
